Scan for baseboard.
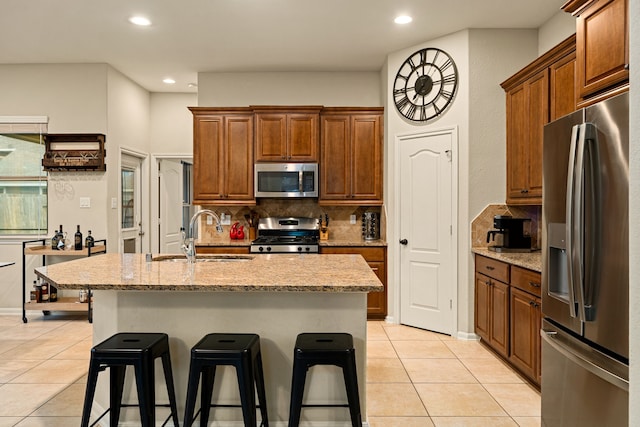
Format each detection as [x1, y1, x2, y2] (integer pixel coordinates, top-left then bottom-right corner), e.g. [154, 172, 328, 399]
[0, 308, 21, 316]
[456, 331, 480, 341]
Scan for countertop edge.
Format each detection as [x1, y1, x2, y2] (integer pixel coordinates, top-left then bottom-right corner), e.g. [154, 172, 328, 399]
[471, 247, 542, 273]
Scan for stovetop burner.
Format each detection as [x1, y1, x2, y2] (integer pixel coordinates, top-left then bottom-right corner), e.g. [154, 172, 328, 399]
[251, 217, 320, 254]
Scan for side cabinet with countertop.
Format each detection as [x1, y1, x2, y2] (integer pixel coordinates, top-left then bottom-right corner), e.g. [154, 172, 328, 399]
[319, 108, 384, 206]
[320, 245, 387, 320]
[189, 108, 255, 206]
[474, 253, 542, 386]
[22, 238, 107, 323]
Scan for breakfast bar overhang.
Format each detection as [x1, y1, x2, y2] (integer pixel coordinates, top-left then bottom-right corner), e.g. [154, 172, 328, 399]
[35, 252, 383, 425]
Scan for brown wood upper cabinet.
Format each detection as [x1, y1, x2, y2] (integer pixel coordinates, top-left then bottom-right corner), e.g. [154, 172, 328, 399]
[563, 0, 629, 105]
[319, 108, 384, 206]
[501, 36, 576, 205]
[189, 108, 255, 206]
[253, 106, 321, 162]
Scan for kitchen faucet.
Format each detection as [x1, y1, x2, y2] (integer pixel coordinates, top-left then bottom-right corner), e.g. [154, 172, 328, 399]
[182, 209, 223, 263]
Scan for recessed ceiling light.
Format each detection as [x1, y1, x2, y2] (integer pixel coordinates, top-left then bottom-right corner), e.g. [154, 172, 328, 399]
[129, 16, 151, 26]
[163, 78, 176, 84]
[394, 15, 413, 24]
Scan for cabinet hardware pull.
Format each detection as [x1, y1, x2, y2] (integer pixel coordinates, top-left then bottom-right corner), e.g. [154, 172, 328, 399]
[521, 189, 529, 194]
[486, 266, 495, 271]
[529, 281, 540, 287]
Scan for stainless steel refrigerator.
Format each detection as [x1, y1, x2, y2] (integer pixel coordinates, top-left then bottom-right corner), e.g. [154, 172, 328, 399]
[541, 92, 629, 426]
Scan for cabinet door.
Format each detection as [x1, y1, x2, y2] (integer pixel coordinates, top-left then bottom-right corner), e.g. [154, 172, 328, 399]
[490, 279, 510, 357]
[506, 70, 548, 204]
[576, 0, 629, 99]
[288, 114, 319, 161]
[224, 116, 254, 202]
[550, 52, 577, 121]
[474, 272, 491, 343]
[510, 287, 537, 381]
[351, 115, 383, 203]
[367, 261, 387, 320]
[193, 115, 224, 203]
[255, 114, 287, 161]
[320, 115, 351, 200]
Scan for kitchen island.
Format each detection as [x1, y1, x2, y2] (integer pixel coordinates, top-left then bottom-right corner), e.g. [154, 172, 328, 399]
[35, 252, 382, 426]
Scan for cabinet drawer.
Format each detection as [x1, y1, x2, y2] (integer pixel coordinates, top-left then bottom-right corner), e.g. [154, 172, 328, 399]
[320, 246, 385, 262]
[475, 255, 509, 283]
[511, 265, 542, 297]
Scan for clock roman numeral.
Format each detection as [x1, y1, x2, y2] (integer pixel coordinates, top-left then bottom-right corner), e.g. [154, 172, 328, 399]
[441, 58, 453, 72]
[406, 103, 417, 119]
[395, 96, 410, 110]
[393, 87, 407, 97]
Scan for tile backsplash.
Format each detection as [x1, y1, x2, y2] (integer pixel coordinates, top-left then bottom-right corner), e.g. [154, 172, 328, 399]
[471, 204, 541, 249]
[199, 199, 385, 243]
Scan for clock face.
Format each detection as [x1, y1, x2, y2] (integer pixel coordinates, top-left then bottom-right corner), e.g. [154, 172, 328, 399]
[393, 48, 458, 122]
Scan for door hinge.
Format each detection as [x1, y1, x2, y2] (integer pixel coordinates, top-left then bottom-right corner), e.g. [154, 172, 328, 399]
[450, 225, 452, 235]
[450, 299, 453, 309]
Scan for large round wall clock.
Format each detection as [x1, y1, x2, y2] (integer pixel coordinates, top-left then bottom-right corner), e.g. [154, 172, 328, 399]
[393, 47, 458, 123]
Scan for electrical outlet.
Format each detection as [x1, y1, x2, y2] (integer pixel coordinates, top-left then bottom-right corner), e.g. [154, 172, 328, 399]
[220, 213, 231, 225]
[350, 214, 356, 224]
[206, 216, 213, 225]
[79, 197, 91, 208]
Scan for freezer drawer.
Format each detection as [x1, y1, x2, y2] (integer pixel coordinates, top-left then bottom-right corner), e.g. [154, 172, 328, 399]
[541, 320, 628, 427]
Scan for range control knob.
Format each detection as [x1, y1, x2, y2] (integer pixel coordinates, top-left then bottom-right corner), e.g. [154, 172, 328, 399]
[297, 247, 303, 252]
[266, 247, 272, 252]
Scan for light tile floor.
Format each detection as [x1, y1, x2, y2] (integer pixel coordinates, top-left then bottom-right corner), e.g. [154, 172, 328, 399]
[0, 314, 541, 426]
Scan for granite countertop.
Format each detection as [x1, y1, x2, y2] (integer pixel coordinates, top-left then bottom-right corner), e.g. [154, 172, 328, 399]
[471, 247, 542, 272]
[35, 253, 383, 293]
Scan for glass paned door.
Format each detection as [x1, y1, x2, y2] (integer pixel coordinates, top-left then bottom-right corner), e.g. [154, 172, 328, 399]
[120, 154, 143, 253]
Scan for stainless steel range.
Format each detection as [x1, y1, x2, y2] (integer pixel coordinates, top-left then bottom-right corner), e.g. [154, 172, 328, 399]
[250, 217, 320, 253]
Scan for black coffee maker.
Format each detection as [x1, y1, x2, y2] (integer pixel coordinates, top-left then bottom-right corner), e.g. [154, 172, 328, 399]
[486, 215, 532, 252]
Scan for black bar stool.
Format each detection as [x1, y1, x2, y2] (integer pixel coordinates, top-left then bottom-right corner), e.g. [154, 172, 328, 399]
[81, 332, 180, 427]
[183, 333, 269, 427]
[288, 333, 362, 427]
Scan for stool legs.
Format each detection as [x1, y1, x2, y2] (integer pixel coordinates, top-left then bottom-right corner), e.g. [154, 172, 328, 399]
[81, 358, 101, 427]
[342, 351, 362, 427]
[133, 358, 155, 426]
[287, 359, 307, 427]
[109, 366, 126, 427]
[162, 351, 181, 427]
[255, 352, 269, 426]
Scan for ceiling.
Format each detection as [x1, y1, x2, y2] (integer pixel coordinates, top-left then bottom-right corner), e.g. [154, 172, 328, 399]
[1, 0, 566, 93]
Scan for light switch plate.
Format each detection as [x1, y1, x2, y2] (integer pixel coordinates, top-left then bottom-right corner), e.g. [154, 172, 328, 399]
[350, 214, 357, 224]
[80, 197, 91, 208]
[111, 197, 117, 209]
[206, 216, 213, 225]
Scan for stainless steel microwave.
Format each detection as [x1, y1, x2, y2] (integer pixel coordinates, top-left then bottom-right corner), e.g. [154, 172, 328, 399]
[254, 163, 318, 198]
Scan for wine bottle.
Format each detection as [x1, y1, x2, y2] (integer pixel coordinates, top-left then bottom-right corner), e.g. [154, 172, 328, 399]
[49, 283, 57, 302]
[74, 225, 83, 250]
[51, 230, 59, 250]
[40, 281, 49, 302]
[85, 230, 94, 248]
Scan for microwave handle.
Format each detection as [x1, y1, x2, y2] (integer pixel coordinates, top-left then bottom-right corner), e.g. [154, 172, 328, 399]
[299, 170, 303, 192]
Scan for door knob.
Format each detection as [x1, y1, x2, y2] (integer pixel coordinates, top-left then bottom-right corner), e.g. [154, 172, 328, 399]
[399, 239, 408, 245]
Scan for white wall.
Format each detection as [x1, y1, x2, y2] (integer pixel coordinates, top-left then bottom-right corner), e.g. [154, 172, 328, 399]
[150, 92, 197, 154]
[384, 29, 539, 334]
[628, 0, 638, 422]
[0, 64, 153, 311]
[197, 71, 382, 106]
[538, 10, 576, 55]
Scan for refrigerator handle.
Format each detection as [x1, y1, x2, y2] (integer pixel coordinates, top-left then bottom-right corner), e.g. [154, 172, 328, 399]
[583, 123, 600, 321]
[565, 124, 581, 319]
[541, 329, 628, 391]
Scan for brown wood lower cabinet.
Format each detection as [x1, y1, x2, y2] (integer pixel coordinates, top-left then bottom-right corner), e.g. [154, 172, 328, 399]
[474, 254, 541, 387]
[320, 246, 387, 320]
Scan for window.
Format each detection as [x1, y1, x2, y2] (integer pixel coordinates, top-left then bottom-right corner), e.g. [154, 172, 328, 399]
[0, 126, 48, 235]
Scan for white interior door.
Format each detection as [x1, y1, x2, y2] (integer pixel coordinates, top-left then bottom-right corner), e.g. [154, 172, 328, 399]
[120, 154, 143, 253]
[159, 159, 184, 254]
[399, 129, 456, 335]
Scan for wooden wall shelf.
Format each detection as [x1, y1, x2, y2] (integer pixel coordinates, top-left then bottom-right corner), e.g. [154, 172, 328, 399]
[42, 133, 106, 171]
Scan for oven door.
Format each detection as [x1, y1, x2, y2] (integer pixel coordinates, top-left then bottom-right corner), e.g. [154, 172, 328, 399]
[254, 163, 318, 198]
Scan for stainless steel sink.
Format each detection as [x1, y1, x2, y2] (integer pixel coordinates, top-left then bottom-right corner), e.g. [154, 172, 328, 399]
[152, 254, 254, 263]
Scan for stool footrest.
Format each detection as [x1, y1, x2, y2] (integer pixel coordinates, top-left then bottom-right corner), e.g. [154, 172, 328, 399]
[301, 403, 350, 408]
[92, 406, 174, 427]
